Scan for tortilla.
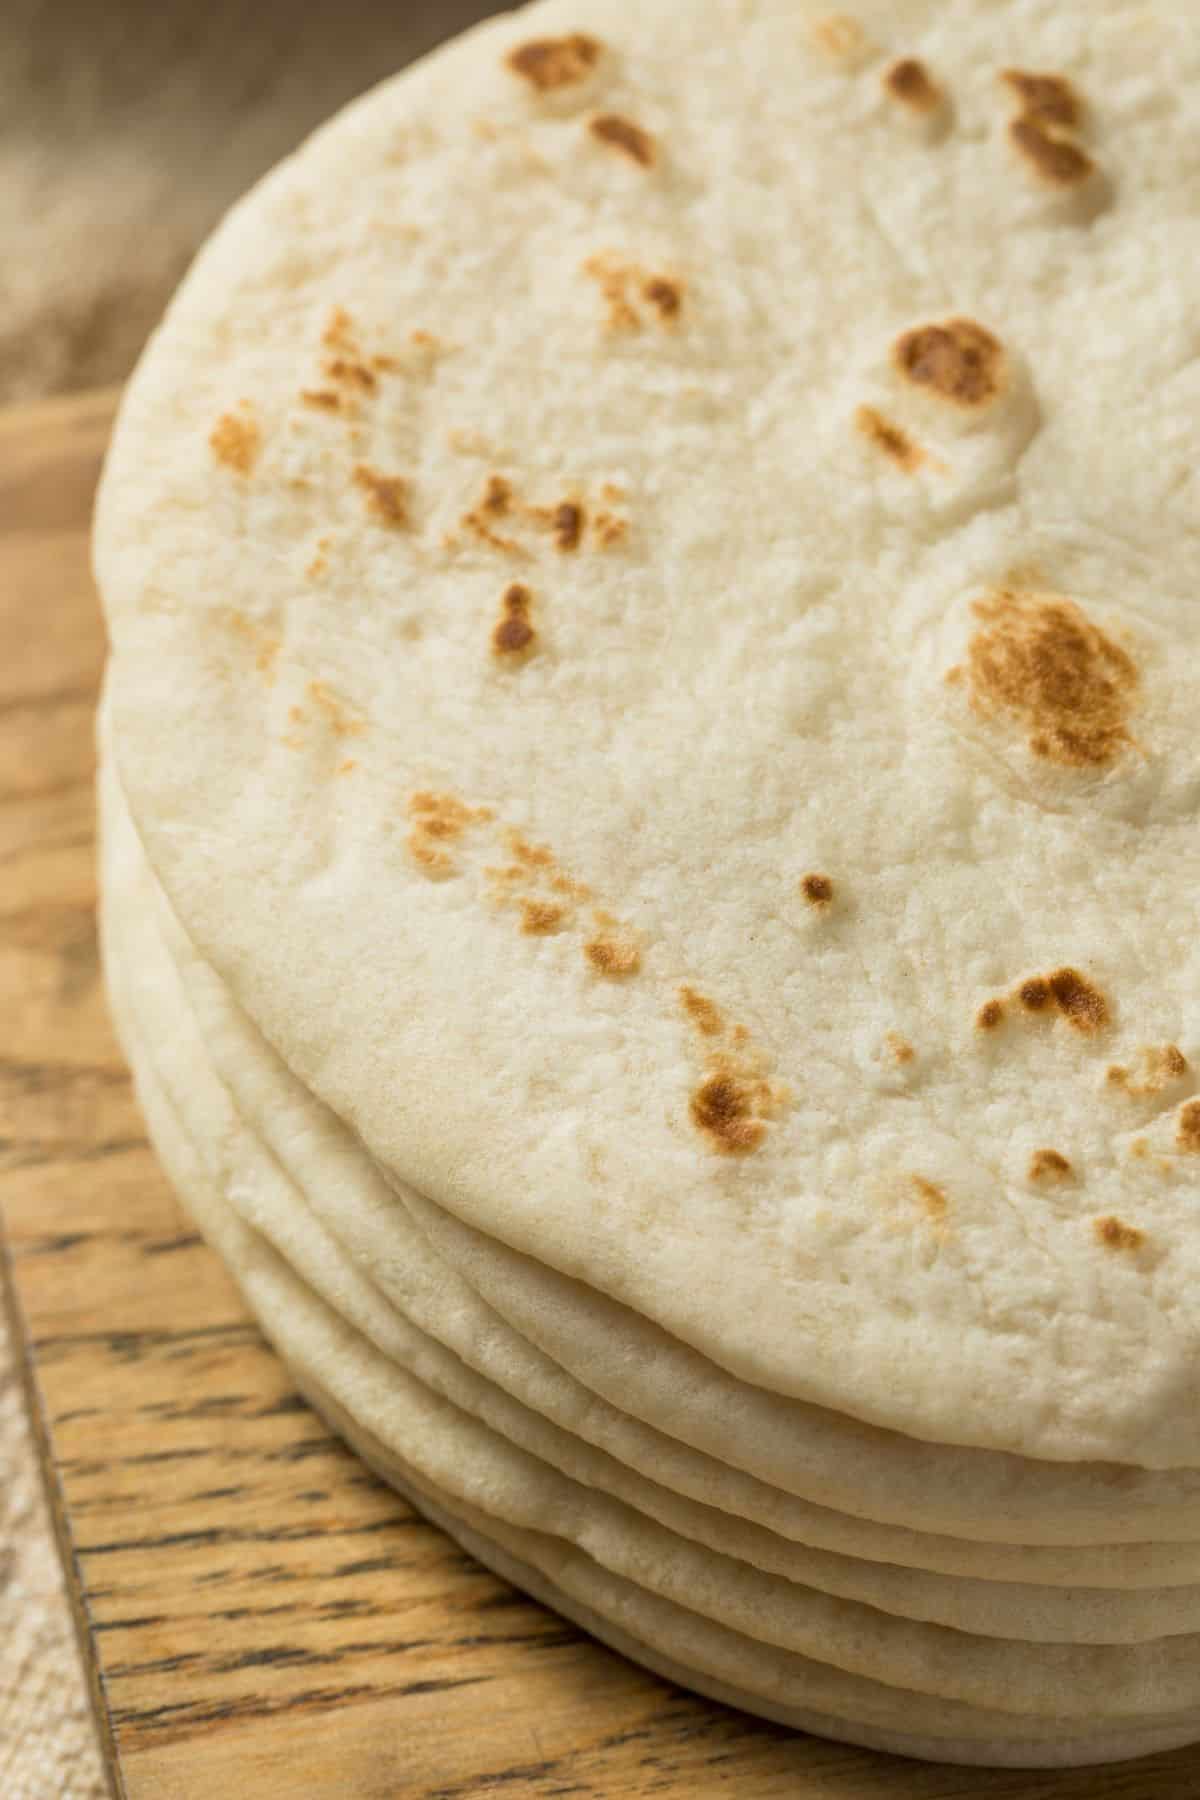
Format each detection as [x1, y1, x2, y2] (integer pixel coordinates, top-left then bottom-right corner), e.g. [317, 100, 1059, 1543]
[95, 0, 1200, 1474]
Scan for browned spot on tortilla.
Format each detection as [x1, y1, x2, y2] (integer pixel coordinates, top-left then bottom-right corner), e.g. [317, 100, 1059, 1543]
[1095, 1215, 1144, 1252]
[307, 680, 366, 738]
[1129, 1137, 1151, 1160]
[464, 477, 528, 554]
[1029, 1148, 1073, 1183]
[911, 1176, 947, 1220]
[301, 388, 343, 412]
[324, 355, 377, 394]
[354, 464, 409, 528]
[584, 257, 641, 332]
[209, 410, 260, 474]
[1047, 968, 1110, 1034]
[976, 999, 1006, 1031]
[886, 1033, 915, 1065]
[1107, 1046, 1190, 1098]
[589, 114, 656, 167]
[643, 276, 683, 322]
[1009, 118, 1095, 187]
[690, 1073, 767, 1156]
[492, 583, 536, 658]
[1178, 1101, 1200, 1153]
[1000, 69, 1081, 131]
[592, 511, 628, 549]
[482, 475, 513, 516]
[680, 986, 724, 1037]
[508, 833, 555, 870]
[406, 790, 493, 879]
[855, 405, 924, 471]
[322, 306, 357, 349]
[894, 318, 1004, 408]
[521, 899, 566, 935]
[801, 873, 834, 907]
[507, 33, 601, 91]
[584, 934, 641, 977]
[883, 58, 942, 113]
[552, 501, 584, 551]
[966, 589, 1137, 769]
[812, 14, 866, 61]
[1018, 977, 1052, 1013]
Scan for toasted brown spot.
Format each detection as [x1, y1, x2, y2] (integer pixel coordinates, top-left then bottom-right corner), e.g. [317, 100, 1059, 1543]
[407, 790, 492, 878]
[977, 999, 1006, 1031]
[643, 276, 683, 322]
[301, 388, 343, 412]
[337, 758, 357, 775]
[894, 318, 1004, 408]
[1000, 70, 1081, 131]
[492, 583, 536, 658]
[1178, 1101, 1200, 1153]
[1108, 1046, 1190, 1098]
[307, 679, 366, 738]
[552, 501, 584, 552]
[592, 511, 628, 549]
[1009, 118, 1095, 187]
[1047, 968, 1110, 1035]
[1029, 1148, 1073, 1183]
[509, 833, 555, 869]
[1130, 1137, 1151, 1160]
[507, 33, 600, 91]
[482, 475, 513, 516]
[209, 410, 260, 474]
[1019, 977, 1052, 1013]
[325, 356, 377, 393]
[1095, 1216, 1144, 1252]
[855, 405, 924, 471]
[884, 58, 941, 113]
[521, 899, 566, 935]
[690, 1074, 767, 1156]
[353, 464, 409, 528]
[464, 478, 528, 554]
[886, 1033, 915, 1065]
[371, 353, 403, 374]
[409, 791, 493, 836]
[584, 935, 641, 977]
[911, 1176, 947, 1220]
[801, 873, 834, 907]
[966, 589, 1137, 769]
[322, 306, 356, 349]
[589, 113, 656, 167]
[680, 986, 724, 1037]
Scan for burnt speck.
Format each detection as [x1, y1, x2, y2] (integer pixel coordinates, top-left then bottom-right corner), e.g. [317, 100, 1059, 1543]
[966, 589, 1137, 769]
[507, 33, 601, 91]
[589, 114, 656, 166]
[894, 318, 1004, 408]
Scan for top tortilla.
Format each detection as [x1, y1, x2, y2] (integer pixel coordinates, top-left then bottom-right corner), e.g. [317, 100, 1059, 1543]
[95, 0, 1200, 1465]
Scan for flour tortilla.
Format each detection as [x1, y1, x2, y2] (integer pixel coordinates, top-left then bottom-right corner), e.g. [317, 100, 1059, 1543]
[98, 950, 1200, 1749]
[97, 0, 1200, 1468]
[99, 743, 1200, 1603]
[99, 804, 1200, 1727]
[100, 756, 1200, 1644]
[101, 1036, 1200, 1777]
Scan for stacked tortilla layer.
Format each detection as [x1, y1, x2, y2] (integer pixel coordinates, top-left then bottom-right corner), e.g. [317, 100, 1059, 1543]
[95, 0, 1200, 1770]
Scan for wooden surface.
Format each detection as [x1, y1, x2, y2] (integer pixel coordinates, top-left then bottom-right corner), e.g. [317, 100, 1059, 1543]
[4, 391, 1200, 1800]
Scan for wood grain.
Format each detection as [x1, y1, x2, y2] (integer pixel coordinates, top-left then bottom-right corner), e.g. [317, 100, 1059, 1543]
[3, 390, 1200, 1798]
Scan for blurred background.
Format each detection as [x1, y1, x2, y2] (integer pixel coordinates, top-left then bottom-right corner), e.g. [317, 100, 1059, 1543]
[1, 0, 505, 406]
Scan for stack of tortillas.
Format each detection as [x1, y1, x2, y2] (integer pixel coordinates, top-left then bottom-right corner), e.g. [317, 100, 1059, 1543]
[92, 0, 1200, 1769]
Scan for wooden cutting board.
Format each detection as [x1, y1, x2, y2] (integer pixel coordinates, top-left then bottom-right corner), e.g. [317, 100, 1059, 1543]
[2, 390, 1197, 1800]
